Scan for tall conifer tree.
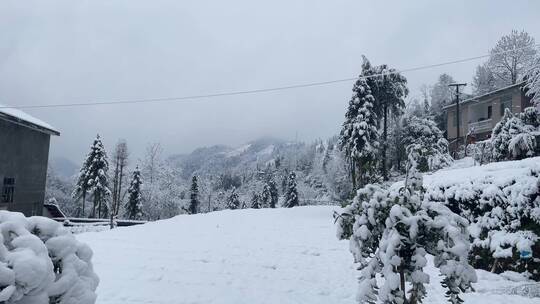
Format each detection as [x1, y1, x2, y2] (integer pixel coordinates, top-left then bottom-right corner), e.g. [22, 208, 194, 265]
[188, 176, 200, 214]
[339, 76, 380, 190]
[284, 171, 299, 208]
[125, 166, 143, 220]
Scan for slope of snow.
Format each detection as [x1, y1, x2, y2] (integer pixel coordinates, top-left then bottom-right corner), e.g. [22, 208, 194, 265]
[79, 205, 540, 303]
[0, 104, 59, 133]
[225, 144, 252, 157]
[390, 156, 540, 192]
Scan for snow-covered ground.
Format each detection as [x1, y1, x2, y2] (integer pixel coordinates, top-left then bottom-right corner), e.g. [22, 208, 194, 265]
[79, 205, 539, 304]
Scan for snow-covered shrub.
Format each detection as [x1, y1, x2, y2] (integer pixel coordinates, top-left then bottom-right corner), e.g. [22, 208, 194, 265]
[492, 108, 539, 161]
[0, 211, 98, 304]
[336, 153, 476, 303]
[520, 106, 540, 128]
[424, 168, 540, 280]
[400, 115, 453, 172]
[471, 140, 494, 165]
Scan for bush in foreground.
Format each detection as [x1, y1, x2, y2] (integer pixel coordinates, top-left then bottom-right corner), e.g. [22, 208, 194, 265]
[336, 153, 476, 304]
[0, 211, 98, 304]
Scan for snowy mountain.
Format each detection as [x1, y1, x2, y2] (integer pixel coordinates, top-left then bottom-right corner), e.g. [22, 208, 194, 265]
[169, 137, 289, 179]
[166, 136, 350, 206]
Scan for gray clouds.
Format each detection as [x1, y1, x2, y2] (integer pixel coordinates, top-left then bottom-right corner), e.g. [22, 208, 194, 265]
[0, 0, 539, 162]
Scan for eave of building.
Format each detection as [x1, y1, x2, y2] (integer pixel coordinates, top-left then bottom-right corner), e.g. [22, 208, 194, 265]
[442, 82, 524, 111]
[0, 112, 60, 136]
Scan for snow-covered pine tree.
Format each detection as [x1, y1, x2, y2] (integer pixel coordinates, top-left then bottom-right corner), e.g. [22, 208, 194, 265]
[125, 166, 143, 220]
[250, 192, 261, 209]
[507, 119, 537, 160]
[491, 108, 514, 161]
[339, 76, 380, 190]
[492, 108, 538, 160]
[400, 115, 453, 172]
[88, 135, 112, 218]
[269, 179, 279, 208]
[284, 171, 299, 208]
[336, 151, 476, 304]
[260, 183, 271, 208]
[72, 148, 92, 217]
[520, 106, 540, 128]
[361, 56, 408, 181]
[226, 187, 240, 210]
[188, 176, 200, 214]
[74, 134, 112, 218]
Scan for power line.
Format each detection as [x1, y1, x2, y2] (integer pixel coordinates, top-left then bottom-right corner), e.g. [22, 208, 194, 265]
[1, 43, 538, 110]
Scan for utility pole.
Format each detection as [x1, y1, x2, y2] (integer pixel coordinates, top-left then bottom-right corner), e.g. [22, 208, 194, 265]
[448, 83, 467, 156]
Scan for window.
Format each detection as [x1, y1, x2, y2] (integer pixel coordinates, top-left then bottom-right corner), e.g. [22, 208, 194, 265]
[2, 177, 15, 203]
[487, 106, 492, 119]
[500, 95, 512, 115]
[452, 112, 457, 127]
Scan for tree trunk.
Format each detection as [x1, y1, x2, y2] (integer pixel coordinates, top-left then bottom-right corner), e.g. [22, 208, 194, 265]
[81, 193, 86, 218]
[400, 265, 408, 304]
[112, 160, 120, 215]
[116, 164, 125, 215]
[382, 105, 388, 181]
[350, 162, 357, 193]
[490, 258, 499, 273]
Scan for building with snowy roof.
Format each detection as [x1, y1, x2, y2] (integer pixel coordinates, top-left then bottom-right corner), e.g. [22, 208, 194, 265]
[0, 105, 59, 216]
[443, 83, 534, 151]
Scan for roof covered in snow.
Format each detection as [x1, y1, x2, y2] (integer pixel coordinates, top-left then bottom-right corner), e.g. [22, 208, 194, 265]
[0, 104, 60, 136]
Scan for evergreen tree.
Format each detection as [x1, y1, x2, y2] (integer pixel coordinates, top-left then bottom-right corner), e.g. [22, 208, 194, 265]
[400, 115, 453, 172]
[520, 106, 540, 128]
[74, 134, 111, 218]
[361, 56, 408, 181]
[268, 179, 279, 208]
[188, 176, 200, 214]
[336, 151, 477, 304]
[124, 166, 143, 220]
[491, 109, 515, 161]
[88, 135, 112, 218]
[284, 171, 299, 208]
[339, 76, 380, 190]
[250, 192, 261, 209]
[260, 183, 271, 208]
[73, 148, 92, 217]
[226, 187, 240, 210]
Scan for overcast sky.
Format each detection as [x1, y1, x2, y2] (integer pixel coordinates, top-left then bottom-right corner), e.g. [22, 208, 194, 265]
[1, 0, 539, 163]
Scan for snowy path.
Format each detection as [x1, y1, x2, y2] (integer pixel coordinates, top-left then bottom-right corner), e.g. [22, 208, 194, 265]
[79, 206, 539, 304]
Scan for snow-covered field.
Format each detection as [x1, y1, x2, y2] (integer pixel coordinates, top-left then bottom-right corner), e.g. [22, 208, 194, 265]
[79, 205, 539, 304]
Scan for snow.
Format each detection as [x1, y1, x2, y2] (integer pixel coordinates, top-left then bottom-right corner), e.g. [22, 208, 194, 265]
[391, 156, 540, 192]
[225, 144, 251, 157]
[78, 206, 539, 304]
[0, 103, 59, 133]
[0, 211, 98, 303]
[257, 144, 274, 156]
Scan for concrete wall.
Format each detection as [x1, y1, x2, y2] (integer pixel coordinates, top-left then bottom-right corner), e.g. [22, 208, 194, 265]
[0, 119, 51, 216]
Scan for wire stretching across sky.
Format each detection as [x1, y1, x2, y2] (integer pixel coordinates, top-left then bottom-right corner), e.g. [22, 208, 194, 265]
[2, 44, 538, 110]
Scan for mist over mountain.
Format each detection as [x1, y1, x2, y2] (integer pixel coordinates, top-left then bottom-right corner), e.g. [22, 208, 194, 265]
[49, 156, 78, 180]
